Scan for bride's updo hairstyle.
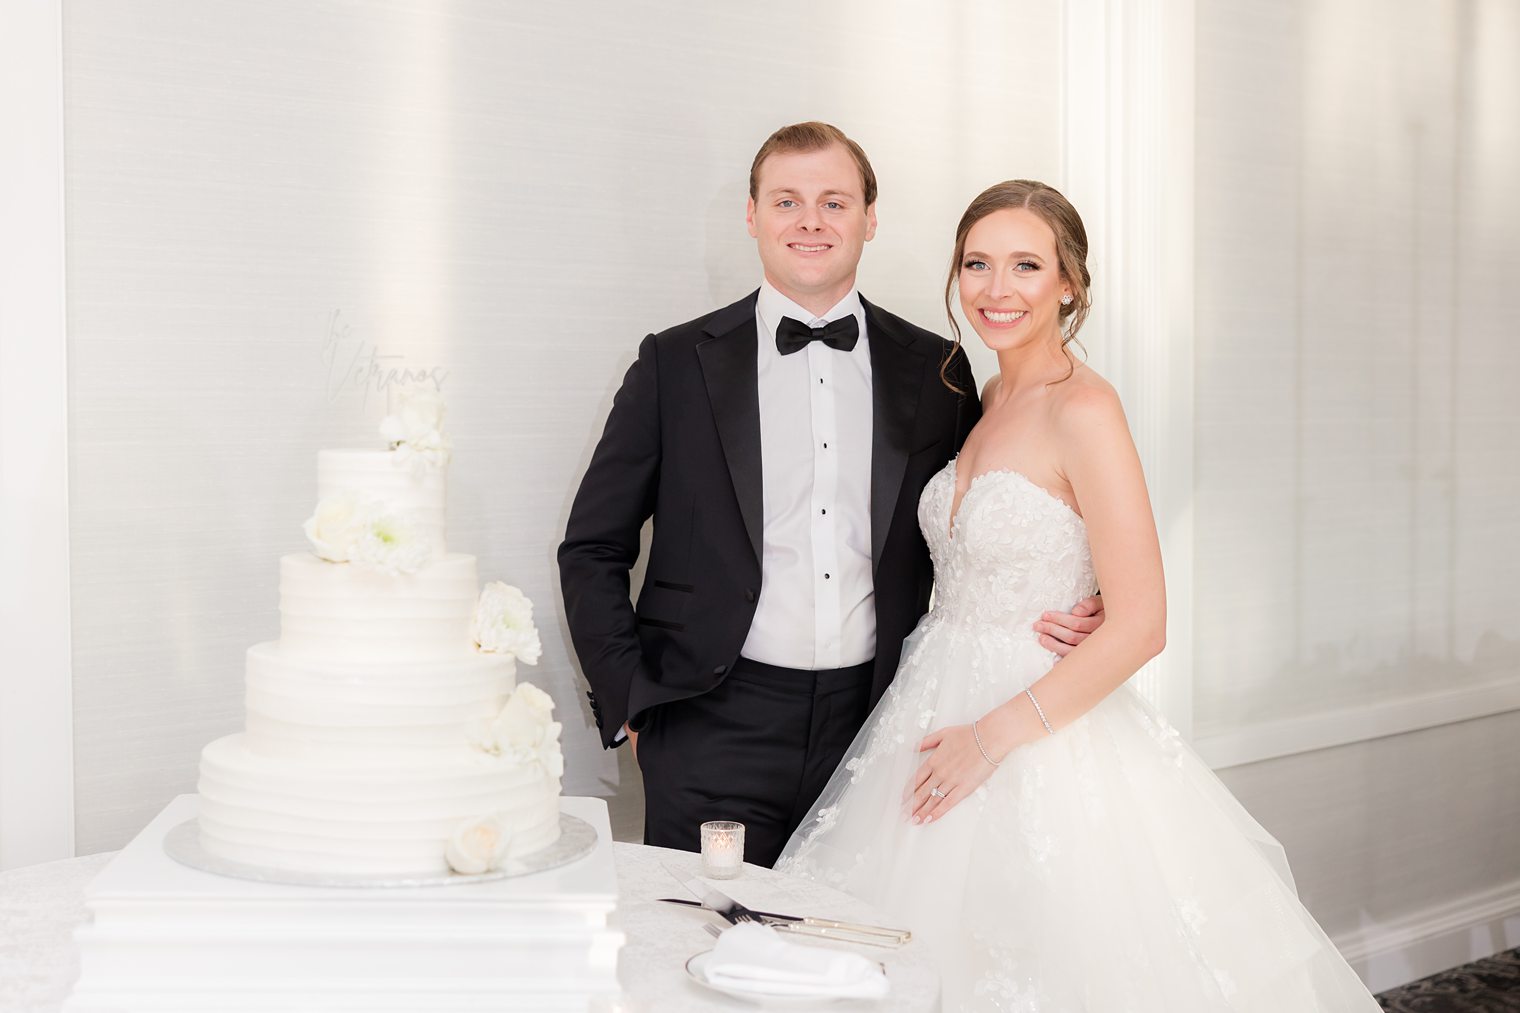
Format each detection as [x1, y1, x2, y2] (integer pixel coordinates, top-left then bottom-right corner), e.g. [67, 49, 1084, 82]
[942, 179, 1092, 391]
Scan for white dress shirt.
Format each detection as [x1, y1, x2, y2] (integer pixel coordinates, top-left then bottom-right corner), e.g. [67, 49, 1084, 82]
[740, 281, 876, 670]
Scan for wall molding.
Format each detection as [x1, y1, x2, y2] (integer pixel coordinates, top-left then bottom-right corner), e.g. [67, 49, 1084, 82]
[0, 0, 74, 870]
[1195, 679, 1520, 769]
[1061, 0, 1197, 736]
[1335, 874, 1520, 994]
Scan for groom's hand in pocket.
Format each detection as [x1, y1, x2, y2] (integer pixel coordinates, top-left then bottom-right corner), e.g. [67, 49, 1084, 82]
[1034, 594, 1104, 656]
[625, 724, 639, 763]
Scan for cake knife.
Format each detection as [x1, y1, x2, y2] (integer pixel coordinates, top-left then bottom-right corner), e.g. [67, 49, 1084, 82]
[663, 871, 912, 947]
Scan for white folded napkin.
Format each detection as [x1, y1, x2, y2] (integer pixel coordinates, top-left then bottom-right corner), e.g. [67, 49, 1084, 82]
[702, 922, 890, 998]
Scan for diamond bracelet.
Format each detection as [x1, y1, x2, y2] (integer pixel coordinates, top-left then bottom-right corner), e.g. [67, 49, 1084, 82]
[972, 719, 1000, 766]
[1026, 688, 1055, 736]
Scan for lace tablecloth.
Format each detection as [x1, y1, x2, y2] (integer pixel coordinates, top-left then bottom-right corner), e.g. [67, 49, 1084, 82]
[616, 843, 940, 1011]
[0, 853, 113, 1013]
[1, 844, 939, 1012]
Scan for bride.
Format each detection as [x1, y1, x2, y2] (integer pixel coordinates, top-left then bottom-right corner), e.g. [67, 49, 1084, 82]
[777, 180, 1381, 1011]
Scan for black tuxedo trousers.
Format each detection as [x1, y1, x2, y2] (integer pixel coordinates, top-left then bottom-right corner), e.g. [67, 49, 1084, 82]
[638, 656, 873, 867]
[558, 291, 980, 864]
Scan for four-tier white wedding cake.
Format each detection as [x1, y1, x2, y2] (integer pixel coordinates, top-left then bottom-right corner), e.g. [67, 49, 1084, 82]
[195, 394, 562, 878]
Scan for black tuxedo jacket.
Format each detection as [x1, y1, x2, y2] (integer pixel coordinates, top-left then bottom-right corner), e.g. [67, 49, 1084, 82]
[558, 291, 981, 749]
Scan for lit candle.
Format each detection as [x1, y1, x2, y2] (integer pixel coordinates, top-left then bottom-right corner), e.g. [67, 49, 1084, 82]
[700, 820, 745, 880]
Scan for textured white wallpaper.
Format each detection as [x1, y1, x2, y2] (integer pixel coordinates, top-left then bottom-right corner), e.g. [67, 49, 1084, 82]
[1198, 0, 1520, 979]
[1194, 0, 1520, 734]
[63, 0, 1064, 852]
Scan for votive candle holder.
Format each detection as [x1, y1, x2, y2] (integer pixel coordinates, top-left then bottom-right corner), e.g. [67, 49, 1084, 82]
[700, 820, 744, 879]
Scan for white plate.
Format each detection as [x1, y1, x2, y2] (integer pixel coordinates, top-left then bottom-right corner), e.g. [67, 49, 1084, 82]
[684, 950, 885, 1005]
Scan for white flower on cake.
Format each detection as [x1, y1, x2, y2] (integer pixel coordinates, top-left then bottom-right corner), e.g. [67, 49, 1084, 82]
[475, 683, 565, 780]
[303, 491, 366, 563]
[349, 504, 431, 575]
[471, 582, 543, 664]
[445, 813, 513, 875]
[379, 389, 452, 474]
[306, 491, 431, 574]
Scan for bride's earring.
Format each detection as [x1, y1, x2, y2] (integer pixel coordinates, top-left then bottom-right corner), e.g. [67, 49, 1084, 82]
[1061, 294, 1073, 306]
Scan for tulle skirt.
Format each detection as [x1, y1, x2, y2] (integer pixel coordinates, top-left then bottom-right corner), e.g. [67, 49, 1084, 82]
[777, 617, 1381, 1012]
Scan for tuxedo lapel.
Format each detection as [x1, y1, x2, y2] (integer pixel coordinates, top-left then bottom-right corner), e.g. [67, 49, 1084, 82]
[697, 293, 764, 565]
[864, 298, 925, 576]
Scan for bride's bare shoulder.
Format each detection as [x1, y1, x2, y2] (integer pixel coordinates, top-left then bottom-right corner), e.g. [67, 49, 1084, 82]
[1049, 364, 1128, 434]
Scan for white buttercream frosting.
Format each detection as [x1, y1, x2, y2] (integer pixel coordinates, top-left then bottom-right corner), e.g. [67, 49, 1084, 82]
[243, 643, 517, 760]
[277, 551, 481, 663]
[317, 449, 447, 558]
[198, 734, 559, 876]
[196, 447, 561, 877]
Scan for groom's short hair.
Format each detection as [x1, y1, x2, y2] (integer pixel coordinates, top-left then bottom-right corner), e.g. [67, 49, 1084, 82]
[749, 122, 879, 208]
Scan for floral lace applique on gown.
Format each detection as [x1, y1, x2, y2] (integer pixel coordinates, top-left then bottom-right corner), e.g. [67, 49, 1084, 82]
[777, 460, 1381, 1012]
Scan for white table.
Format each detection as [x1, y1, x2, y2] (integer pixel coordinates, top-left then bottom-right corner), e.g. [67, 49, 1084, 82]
[2, 832, 940, 1012]
[615, 842, 940, 1011]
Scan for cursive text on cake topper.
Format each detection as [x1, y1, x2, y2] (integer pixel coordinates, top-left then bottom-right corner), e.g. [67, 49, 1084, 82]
[321, 310, 449, 406]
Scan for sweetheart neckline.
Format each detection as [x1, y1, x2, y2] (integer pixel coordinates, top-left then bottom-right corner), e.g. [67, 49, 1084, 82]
[944, 459, 1086, 542]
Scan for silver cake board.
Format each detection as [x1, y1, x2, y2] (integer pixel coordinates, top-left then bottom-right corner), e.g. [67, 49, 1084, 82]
[62, 794, 623, 1012]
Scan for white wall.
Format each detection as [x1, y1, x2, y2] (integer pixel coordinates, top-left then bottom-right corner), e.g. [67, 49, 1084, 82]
[0, 0, 73, 870]
[1194, 0, 1520, 989]
[1220, 711, 1520, 989]
[57, 0, 1065, 855]
[1194, 0, 1520, 741]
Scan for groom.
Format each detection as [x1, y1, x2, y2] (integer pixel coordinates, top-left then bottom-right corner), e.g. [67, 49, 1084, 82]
[559, 122, 1102, 867]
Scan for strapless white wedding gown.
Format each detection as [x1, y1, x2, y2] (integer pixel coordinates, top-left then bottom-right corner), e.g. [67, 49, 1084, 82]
[777, 460, 1381, 1012]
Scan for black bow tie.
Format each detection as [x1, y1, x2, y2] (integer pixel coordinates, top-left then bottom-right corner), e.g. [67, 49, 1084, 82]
[775, 314, 860, 356]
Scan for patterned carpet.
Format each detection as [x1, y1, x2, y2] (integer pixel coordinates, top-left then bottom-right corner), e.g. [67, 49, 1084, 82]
[1377, 948, 1520, 1011]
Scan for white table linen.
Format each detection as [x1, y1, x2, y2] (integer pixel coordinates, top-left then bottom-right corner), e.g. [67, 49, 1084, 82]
[2, 841, 939, 1012]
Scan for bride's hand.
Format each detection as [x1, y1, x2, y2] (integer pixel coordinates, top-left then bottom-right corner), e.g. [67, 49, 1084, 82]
[905, 725, 997, 824]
